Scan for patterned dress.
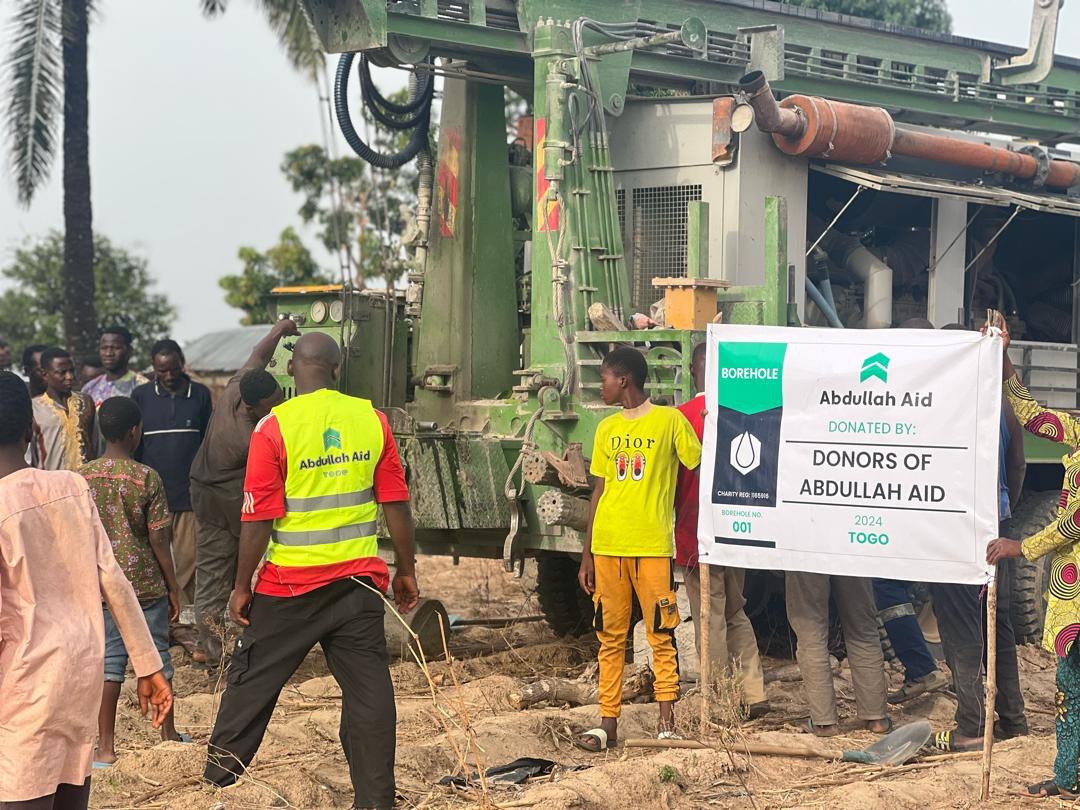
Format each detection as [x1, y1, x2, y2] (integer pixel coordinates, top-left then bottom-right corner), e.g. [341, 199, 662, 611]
[1004, 376, 1080, 789]
[1005, 378, 1080, 656]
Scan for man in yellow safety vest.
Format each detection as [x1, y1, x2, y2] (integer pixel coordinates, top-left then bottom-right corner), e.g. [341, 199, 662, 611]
[203, 332, 417, 810]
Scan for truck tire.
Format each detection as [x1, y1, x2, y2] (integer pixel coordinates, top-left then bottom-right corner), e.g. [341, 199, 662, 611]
[877, 581, 932, 663]
[536, 554, 594, 637]
[1005, 491, 1061, 645]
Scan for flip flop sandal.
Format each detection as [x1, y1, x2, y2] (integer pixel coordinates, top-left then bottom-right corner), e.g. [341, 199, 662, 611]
[92, 761, 114, 769]
[806, 719, 842, 738]
[575, 728, 615, 752]
[1021, 779, 1079, 799]
[932, 730, 982, 753]
[867, 717, 894, 734]
[658, 729, 682, 741]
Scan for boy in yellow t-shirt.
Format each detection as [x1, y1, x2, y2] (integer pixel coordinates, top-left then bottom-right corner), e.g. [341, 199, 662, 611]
[577, 347, 702, 750]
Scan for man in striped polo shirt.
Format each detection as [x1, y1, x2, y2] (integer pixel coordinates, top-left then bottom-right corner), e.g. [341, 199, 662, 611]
[131, 340, 213, 650]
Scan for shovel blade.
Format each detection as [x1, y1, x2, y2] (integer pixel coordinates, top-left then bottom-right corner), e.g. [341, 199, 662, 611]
[848, 720, 933, 767]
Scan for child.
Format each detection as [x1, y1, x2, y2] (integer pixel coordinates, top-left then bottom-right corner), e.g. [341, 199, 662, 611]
[0, 372, 171, 809]
[577, 347, 702, 750]
[81, 396, 184, 766]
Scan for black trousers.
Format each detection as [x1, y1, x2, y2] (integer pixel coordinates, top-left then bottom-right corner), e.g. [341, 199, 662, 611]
[0, 780, 90, 810]
[204, 577, 396, 809]
[930, 558, 1027, 738]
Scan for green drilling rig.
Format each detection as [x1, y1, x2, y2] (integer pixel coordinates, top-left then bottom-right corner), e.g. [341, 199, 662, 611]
[269, 0, 1080, 638]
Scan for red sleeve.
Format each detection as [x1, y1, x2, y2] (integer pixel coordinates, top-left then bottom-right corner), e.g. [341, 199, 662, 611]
[677, 396, 706, 441]
[242, 414, 287, 521]
[373, 410, 409, 503]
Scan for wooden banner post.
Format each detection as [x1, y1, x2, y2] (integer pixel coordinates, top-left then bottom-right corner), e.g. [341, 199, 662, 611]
[981, 574, 999, 801]
[699, 562, 712, 731]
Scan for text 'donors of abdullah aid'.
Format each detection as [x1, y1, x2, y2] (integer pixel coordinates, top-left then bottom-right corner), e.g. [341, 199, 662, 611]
[696, 324, 1003, 585]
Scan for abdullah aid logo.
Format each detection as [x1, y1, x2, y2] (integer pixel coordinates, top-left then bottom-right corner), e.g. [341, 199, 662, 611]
[860, 352, 890, 384]
[323, 428, 343, 451]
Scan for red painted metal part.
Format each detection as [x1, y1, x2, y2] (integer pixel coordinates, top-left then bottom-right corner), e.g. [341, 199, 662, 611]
[712, 97, 735, 164]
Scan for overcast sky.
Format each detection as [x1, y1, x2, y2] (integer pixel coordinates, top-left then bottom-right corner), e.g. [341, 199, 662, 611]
[0, 0, 1076, 343]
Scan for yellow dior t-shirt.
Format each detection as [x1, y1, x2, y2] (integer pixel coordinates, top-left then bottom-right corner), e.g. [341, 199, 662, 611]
[589, 402, 702, 557]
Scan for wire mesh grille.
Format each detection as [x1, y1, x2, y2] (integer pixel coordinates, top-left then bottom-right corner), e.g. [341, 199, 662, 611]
[629, 184, 702, 311]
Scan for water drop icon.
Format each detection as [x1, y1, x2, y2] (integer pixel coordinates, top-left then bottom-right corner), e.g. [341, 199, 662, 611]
[735, 431, 757, 468]
[729, 430, 762, 475]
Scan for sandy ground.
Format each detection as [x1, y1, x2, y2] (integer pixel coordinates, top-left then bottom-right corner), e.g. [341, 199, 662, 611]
[88, 558, 1064, 809]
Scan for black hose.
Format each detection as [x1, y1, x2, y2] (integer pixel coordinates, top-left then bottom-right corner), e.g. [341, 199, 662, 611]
[334, 52, 431, 169]
[360, 55, 432, 116]
[361, 63, 433, 131]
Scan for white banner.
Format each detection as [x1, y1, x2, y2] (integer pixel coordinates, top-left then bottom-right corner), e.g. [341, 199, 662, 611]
[697, 324, 1002, 585]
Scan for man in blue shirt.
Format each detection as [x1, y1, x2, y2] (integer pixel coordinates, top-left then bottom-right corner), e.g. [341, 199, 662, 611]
[132, 339, 213, 651]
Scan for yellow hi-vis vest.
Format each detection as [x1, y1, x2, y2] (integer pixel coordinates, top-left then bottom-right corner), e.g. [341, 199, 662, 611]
[266, 388, 384, 568]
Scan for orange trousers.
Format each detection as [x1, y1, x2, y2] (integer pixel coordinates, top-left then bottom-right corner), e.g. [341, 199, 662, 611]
[593, 555, 680, 718]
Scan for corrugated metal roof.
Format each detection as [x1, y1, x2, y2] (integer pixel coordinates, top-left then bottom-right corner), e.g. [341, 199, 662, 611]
[183, 325, 272, 374]
[812, 163, 1080, 217]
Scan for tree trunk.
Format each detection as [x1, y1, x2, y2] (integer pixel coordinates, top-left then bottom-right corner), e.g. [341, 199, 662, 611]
[507, 667, 656, 711]
[61, 0, 97, 359]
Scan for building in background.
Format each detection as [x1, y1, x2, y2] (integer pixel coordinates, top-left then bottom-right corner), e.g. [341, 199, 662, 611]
[183, 326, 273, 398]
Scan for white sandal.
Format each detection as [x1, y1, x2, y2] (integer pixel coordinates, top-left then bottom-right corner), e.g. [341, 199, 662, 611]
[576, 727, 613, 751]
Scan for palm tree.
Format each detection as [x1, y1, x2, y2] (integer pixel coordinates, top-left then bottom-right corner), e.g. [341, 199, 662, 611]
[3, 0, 97, 360]
[2, 0, 320, 360]
[200, 1, 324, 81]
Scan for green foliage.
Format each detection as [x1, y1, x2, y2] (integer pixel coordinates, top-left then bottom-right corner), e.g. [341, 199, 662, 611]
[658, 765, 681, 784]
[280, 143, 408, 280]
[0, 231, 175, 364]
[784, 0, 952, 33]
[219, 226, 332, 324]
[278, 87, 425, 285]
[3, 0, 63, 205]
[221, 83, 434, 324]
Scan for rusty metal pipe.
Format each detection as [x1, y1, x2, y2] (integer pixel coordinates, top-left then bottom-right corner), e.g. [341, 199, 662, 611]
[739, 70, 805, 140]
[1048, 159, 1080, 189]
[890, 129, 1037, 177]
[737, 71, 1080, 191]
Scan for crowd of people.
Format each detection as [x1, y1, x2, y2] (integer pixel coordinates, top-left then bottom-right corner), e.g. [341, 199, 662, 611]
[1, 316, 1079, 808]
[0, 319, 422, 810]
[575, 328, 1080, 800]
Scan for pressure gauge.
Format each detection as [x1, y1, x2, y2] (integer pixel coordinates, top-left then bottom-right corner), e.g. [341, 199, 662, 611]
[329, 300, 344, 323]
[310, 300, 328, 324]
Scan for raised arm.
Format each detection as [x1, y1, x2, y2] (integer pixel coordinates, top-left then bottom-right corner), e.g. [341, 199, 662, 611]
[243, 318, 300, 371]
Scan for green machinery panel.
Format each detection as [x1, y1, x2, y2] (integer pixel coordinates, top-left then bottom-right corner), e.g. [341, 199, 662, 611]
[268, 286, 409, 409]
